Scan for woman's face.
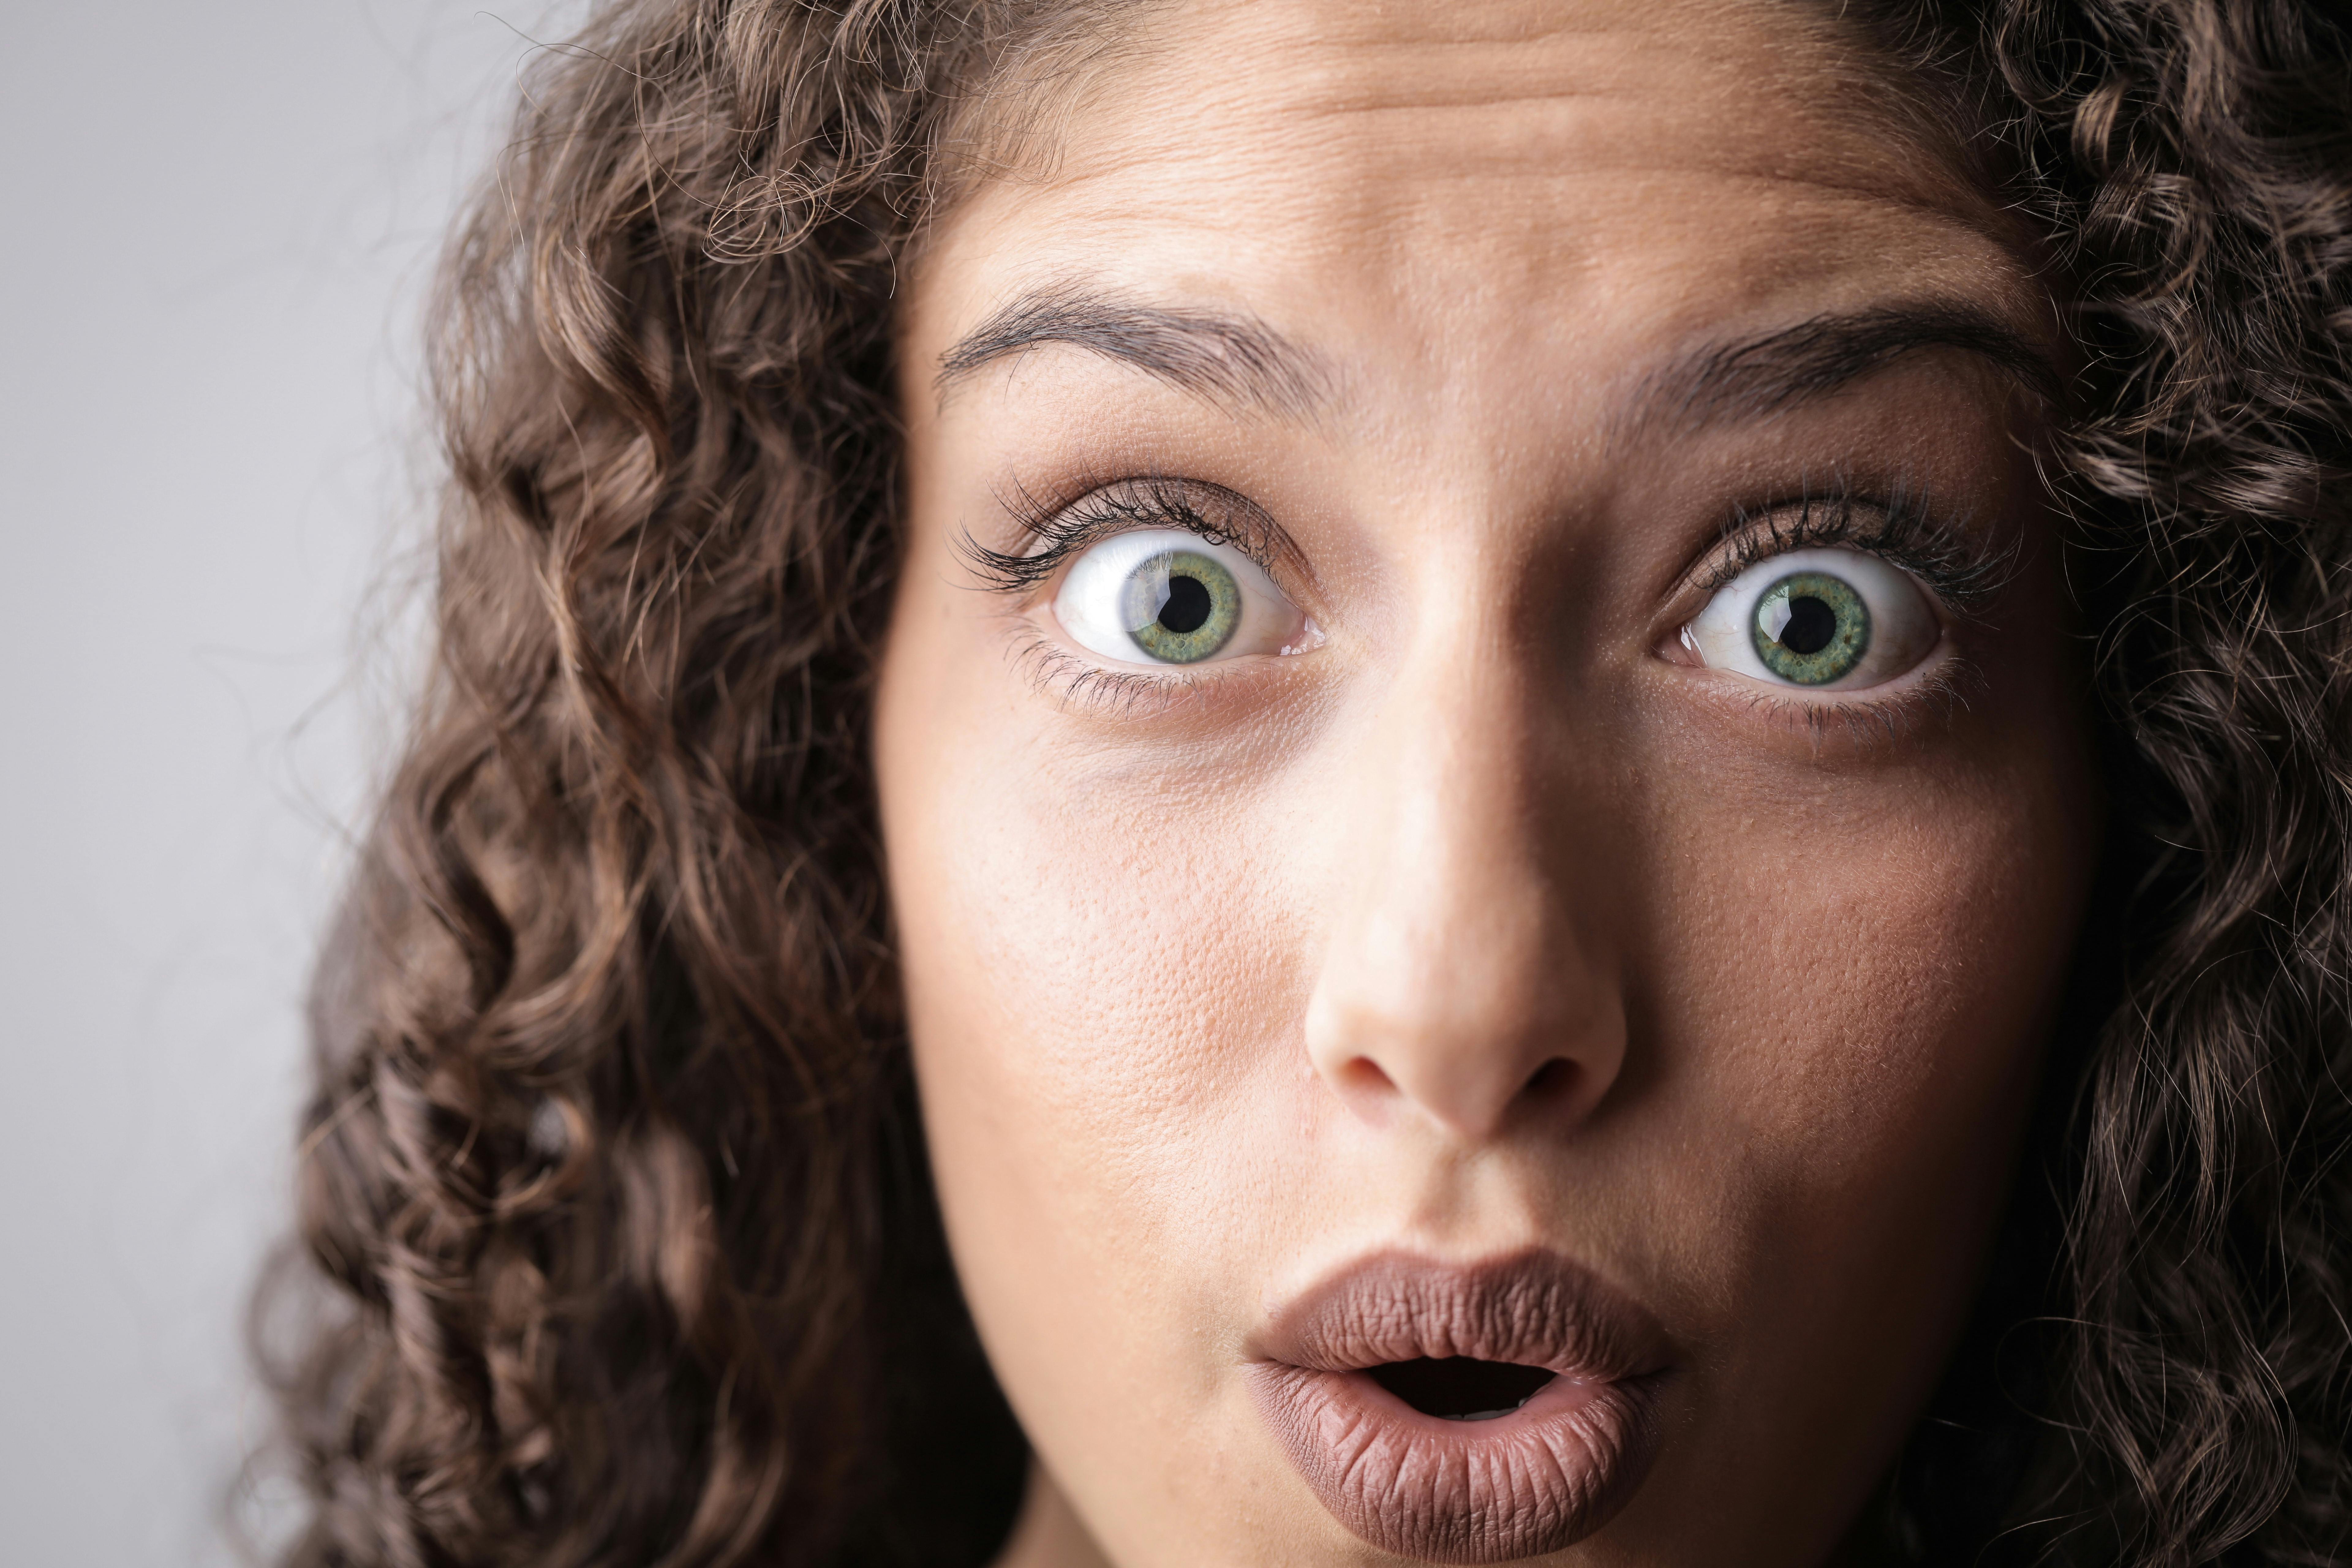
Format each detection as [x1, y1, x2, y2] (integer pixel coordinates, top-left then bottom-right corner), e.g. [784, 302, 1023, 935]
[876, 1, 2095, 1562]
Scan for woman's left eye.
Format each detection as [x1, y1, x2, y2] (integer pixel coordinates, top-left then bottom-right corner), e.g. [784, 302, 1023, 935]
[1679, 546, 1943, 691]
[1053, 528, 1308, 667]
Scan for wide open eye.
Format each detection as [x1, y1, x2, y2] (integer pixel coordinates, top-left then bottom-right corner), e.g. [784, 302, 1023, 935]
[1054, 528, 1307, 666]
[1681, 547, 1941, 691]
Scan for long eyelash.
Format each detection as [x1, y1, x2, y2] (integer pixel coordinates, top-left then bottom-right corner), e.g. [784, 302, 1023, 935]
[1700, 476, 2019, 612]
[957, 475, 1278, 597]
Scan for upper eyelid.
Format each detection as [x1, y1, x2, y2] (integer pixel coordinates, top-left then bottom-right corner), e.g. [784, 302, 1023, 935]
[1688, 494, 2013, 614]
[1067, 490, 1279, 567]
[961, 476, 1292, 597]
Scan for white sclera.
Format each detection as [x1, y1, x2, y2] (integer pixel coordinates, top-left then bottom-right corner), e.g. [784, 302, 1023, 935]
[1054, 528, 1300, 666]
[1682, 546, 1942, 691]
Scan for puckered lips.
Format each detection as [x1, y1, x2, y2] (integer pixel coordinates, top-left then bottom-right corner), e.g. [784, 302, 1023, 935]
[1247, 1249, 1674, 1564]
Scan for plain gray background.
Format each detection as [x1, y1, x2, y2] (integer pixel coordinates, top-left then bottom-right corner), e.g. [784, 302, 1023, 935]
[2, 4, 579, 1561]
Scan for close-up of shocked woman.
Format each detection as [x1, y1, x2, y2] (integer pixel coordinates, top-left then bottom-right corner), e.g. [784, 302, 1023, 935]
[267, 1, 2352, 1564]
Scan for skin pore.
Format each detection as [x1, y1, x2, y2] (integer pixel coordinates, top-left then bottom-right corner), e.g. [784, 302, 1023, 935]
[874, 0, 2097, 1563]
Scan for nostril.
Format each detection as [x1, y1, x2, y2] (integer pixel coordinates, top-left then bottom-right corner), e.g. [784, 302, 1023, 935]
[1522, 1058, 1576, 1099]
[1335, 1057, 1397, 1098]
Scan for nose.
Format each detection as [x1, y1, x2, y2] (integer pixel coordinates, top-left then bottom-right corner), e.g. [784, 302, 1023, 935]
[1302, 640, 1626, 1141]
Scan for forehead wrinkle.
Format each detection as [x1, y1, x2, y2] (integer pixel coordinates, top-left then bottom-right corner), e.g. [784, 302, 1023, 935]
[982, 0, 2011, 252]
[1001, 96, 2017, 282]
[976, 160, 2036, 349]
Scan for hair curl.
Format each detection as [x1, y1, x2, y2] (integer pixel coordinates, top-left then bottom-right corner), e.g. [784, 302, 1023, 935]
[266, 2, 2352, 1564]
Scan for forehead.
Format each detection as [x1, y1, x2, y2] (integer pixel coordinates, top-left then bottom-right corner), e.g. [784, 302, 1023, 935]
[914, 0, 2041, 393]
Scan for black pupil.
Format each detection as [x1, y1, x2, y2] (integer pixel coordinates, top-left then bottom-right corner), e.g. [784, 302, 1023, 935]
[1779, 594, 1837, 655]
[1366, 1357, 1556, 1421]
[1158, 573, 1212, 634]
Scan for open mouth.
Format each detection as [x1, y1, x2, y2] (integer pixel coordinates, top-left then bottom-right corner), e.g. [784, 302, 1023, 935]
[1248, 1250, 1673, 1563]
[1366, 1357, 1557, 1421]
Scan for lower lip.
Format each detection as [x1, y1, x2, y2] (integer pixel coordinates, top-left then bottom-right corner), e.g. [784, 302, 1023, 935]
[1249, 1362, 1666, 1564]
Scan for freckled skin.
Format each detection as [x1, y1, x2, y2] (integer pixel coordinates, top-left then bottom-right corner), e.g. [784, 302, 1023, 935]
[873, 1, 2098, 1565]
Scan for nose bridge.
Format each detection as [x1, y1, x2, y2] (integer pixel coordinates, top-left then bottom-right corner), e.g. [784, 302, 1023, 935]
[1368, 644, 1543, 1001]
[1304, 608, 1625, 1140]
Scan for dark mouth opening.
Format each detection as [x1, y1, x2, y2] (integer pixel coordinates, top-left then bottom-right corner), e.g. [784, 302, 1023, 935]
[1366, 1357, 1557, 1422]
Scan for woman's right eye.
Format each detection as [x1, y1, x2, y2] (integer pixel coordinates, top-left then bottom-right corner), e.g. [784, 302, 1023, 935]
[1052, 528, 1312, 667]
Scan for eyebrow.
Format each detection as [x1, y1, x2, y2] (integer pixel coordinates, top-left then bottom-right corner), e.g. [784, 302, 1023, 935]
[934, 285, 1332, 419]
[1628, 300, 2063, 441]
[935, 287, 2059, 437]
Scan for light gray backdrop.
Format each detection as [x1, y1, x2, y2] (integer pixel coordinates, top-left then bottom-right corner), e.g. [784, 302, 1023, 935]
[2, 5, 579, 1562]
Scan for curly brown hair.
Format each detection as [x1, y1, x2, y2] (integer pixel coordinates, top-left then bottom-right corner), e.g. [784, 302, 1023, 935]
[265, 2, 2352, 1564]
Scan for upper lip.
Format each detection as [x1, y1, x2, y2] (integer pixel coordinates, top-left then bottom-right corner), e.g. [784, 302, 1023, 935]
[1250, 1247, 1673, 1383]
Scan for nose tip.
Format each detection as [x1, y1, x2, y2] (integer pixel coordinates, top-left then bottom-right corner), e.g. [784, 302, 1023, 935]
[1305, 968, 1625, 1140]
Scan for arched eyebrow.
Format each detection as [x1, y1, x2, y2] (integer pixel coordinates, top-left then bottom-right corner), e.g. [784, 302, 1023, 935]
[934, 285, 1333, 420]
[935, 287, 2059, 435]
[1624, 300, 2063, 442]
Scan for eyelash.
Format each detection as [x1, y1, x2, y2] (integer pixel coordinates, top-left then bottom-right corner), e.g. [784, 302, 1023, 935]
[1686, 479, 2007, 741]
[970, 473, 2007, 725]
[959, 475, 1282, 600]
[1002, 634, 1241, 718]
[1694, 478, 2014, 612]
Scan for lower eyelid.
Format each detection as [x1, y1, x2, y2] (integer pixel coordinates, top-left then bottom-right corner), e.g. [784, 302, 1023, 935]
[1697, 654, 1978, 744]
[1006, 625, 1267, 718]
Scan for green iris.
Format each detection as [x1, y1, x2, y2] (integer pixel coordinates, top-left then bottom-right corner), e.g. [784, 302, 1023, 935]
[1751, 570, 1870, 685]
[1128, 549, 1242, 663]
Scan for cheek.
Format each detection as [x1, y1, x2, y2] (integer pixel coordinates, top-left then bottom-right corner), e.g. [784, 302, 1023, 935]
[1666, 762, 2068, 1213]
[880, 698, 1337, 1538]
[1616, 728, 2088, 1485]
[876, 616, 1312, 1337]
[906, 770, 1287, 1152]
[1683, 792, 2056, 1175]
